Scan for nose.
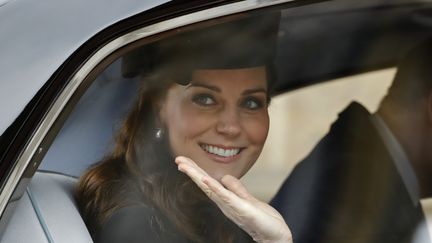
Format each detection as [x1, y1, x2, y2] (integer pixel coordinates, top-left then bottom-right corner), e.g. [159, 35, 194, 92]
[215, 107, 241, 137]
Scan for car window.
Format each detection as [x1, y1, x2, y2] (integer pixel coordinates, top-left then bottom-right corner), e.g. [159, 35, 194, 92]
[3, 1, 432, 243]
[244, 68, 395, 201]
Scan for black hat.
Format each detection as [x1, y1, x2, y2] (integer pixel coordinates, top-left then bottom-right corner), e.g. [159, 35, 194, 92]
[122, 12, 280, 85]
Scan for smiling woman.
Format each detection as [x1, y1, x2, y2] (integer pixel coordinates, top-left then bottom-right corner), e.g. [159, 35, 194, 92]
[74, 11, 291, 243]
[160, 67, 269, 180]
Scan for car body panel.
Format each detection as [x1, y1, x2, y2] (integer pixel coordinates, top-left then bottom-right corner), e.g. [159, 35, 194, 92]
[0, 0, 168, 135]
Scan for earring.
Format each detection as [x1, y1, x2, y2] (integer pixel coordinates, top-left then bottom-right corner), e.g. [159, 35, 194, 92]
[155, 128, 164, 140]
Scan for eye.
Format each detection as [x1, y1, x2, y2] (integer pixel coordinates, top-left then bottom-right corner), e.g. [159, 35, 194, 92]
[192, 93, 216, 106]
[241, 97, 264, 110]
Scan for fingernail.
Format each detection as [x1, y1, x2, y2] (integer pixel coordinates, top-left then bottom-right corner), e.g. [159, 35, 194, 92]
[178, 164, 184, 172]
[175, 156, 184, 164]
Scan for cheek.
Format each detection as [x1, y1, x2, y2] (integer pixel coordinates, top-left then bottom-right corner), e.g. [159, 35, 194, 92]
[244, 113, 269, 146]
[166, 113, 215, 158]
[164, 103, 215, 148]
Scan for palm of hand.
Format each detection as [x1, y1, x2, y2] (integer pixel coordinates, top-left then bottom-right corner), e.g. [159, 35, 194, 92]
[175, 156, 292, 243]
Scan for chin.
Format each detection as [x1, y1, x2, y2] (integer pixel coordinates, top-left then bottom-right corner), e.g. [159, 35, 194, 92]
[208, 171, 225, 182]
[208, 169, 242, 182]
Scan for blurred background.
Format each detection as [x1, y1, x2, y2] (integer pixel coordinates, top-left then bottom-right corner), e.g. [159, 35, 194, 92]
[242, 68, 395, 201]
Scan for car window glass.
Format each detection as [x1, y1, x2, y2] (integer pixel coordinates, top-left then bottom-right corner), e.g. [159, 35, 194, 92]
[26, 1, 432, 242]
[244, 68, 395, 201]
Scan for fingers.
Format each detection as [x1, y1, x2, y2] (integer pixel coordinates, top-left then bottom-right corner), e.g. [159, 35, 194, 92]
[221, 175, 254, 201]
[175, 156, 247, 210]
[175, 156, 207, 175]
[203, 176, 253, 220]
[175, 156, 229, 202]
[202, 175, 238, 204]
[175, 156, 209, 190]
[175, 156, 292, 242]
[176, 156, 245, 202]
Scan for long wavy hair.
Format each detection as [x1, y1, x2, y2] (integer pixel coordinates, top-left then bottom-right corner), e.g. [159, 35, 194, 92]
[75, 67, 244, 242]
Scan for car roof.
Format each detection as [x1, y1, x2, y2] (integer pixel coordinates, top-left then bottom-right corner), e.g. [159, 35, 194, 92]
[0, 0, 169, 135]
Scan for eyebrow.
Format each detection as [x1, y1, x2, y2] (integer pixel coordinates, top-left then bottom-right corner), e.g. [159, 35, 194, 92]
[242, 88, 267, 95]
[188, 81, 267, 95]
[187, 82, 221, 92]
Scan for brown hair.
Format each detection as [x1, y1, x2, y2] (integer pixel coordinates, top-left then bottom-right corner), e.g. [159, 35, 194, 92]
[75, 70, 243, 242]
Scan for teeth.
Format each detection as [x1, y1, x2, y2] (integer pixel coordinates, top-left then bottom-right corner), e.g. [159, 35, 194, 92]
[201, 144, 240, 157]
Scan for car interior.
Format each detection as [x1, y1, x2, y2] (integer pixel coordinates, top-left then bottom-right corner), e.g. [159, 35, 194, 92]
[1, 0, 432, 242]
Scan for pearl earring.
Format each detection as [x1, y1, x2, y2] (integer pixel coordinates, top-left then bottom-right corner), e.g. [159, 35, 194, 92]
[155, 128, 164, 140]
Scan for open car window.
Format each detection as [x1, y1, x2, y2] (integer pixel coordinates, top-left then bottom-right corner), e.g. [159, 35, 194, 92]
[2, 0, 432, 243]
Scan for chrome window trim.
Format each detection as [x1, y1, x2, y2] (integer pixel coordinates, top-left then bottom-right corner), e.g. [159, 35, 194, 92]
[0, 0, 293, 215]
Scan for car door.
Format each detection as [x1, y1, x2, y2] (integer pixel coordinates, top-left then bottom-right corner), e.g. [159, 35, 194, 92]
[1, 0, 432, 242]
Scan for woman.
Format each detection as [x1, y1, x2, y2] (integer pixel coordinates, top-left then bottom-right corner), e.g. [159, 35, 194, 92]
[75, 12, 292, 243]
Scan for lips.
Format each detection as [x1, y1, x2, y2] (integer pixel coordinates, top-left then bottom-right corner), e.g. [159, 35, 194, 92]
[200, 144, 242, 158]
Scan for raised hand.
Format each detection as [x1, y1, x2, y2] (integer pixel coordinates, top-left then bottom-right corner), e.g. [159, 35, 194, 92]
[175, 156, 293, 243]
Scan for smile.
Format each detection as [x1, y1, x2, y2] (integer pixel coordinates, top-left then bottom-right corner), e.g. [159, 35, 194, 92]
[200, 144, 242, 157]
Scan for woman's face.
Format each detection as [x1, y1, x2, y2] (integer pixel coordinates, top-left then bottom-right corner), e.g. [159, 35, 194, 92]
[159, 66, 269, 180]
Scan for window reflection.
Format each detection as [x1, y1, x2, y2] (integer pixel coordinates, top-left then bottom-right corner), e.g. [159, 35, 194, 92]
[30, 1, 432, 243]
[244, 68, 395, 201]
[271, 39, 432, 243]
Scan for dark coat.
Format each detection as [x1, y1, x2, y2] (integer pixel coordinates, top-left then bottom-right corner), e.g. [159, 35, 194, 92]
[97, 205, 191, 243]
[271, 102, 429, 243]
[96, 203, 253, 243]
